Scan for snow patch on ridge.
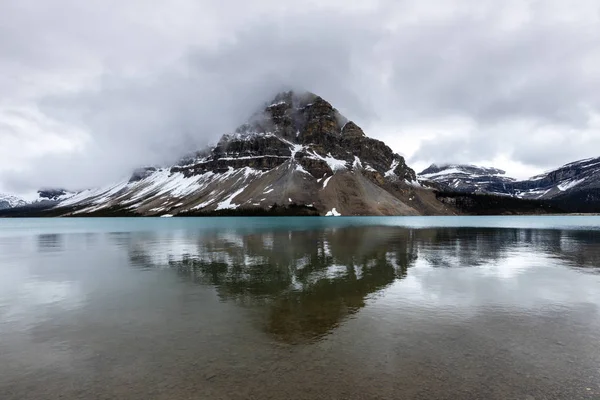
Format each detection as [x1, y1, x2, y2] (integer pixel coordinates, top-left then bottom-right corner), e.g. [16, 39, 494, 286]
[192, 198, 216, 210]
[405, 179, 422, 188]
[325, 208, 341, 216]
[268, 100, 287, 107]
[557, 178, 586, 191]
[59, 179, 130, 207]
[215, 186, 248, 210]
[323, 154, 347, 171]
[307, 151, 347, 172]
[221, 132, 277, 142]
[215, 155, 288, 161]
[385, 159, 400, 177]
[294, 164, 312, 176]
[290, 143, 304, 158]
[0, 194, 27, 208]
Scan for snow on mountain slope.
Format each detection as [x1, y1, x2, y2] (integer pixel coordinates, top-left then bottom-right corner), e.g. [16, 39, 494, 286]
[512, 157, 600, 206]
[0, 190, 80, 211]
[0, 194, 27, 210]
[418, 164, 515, 195]
[418, 157, 600, 209]
[39, 91, 451, 217]
[27, 188, 78, 203]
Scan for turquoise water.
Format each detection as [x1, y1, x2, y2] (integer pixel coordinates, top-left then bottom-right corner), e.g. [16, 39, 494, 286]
[1, 215, 599, 236]
[1, 216, 599, 399]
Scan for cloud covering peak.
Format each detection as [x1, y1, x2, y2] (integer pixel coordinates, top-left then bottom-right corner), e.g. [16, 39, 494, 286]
[1, 0, 599, 194]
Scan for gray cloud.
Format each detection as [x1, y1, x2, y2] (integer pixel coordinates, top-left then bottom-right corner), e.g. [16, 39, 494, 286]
[1, 0, 599, 193]
[385, 16, 600, 125]
[410, 134, 504, 167]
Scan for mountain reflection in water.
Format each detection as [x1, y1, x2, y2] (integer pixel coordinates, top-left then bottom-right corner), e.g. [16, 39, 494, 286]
[1, 218, 600, 400]
[122, 226, 600, 344]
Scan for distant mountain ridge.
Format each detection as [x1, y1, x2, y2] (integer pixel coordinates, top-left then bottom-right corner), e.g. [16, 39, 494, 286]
[37, 188, 77, 202]
[420, 164, 507, 177]
[0, 189, 78, 211]
[0, 194, 27, 210]
[419, 164, 516, 196]
[418, 157, 600, 212]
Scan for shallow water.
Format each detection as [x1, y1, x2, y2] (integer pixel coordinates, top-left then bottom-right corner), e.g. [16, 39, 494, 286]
[1, 216, 599, 399]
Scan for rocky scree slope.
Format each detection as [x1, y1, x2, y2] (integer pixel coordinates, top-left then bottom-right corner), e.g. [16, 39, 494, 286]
[42, 92, 453, 217]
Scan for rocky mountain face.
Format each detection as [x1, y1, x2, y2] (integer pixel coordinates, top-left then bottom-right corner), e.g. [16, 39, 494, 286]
[31, 91, 453, 217]
[37, 189, 76, 201]
[418, 157, 600, 212]
[0, 194, 26, 210]
[520, 157, 600, 212]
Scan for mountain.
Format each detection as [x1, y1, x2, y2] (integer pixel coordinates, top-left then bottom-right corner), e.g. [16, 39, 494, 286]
[0, 189, 77, 211]
[418, 164, 516, 196]
[13, 91, 457, 217]
[2, 92, 588, 217]
[517, 157, 600, 212]
[0, 194, 27, 210]
[418, 157, 600, 212]
[36, 188, 77, 202]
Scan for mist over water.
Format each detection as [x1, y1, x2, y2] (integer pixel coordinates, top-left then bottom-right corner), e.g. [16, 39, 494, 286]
[1, 216, 599, 399]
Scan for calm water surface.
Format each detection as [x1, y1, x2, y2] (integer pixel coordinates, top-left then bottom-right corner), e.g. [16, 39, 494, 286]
[1, 216, 599, 399]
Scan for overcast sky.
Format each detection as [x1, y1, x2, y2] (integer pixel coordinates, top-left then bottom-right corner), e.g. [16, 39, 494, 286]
[1, 0, 599, 196]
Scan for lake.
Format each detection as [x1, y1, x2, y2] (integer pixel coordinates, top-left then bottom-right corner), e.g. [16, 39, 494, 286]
[1, 216, 599, 399]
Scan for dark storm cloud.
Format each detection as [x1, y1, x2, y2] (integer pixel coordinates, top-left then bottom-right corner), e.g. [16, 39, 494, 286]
[1, 0, 599, 193]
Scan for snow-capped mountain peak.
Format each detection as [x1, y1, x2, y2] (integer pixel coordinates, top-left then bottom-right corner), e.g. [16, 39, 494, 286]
[0, 194, 27, 210]
[417, 157, 600, 211]
[19, 91, 437, 217]
[511, 156, 600, 205]
[420, 164, 507, 178]
[418, 164, 515, 195]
